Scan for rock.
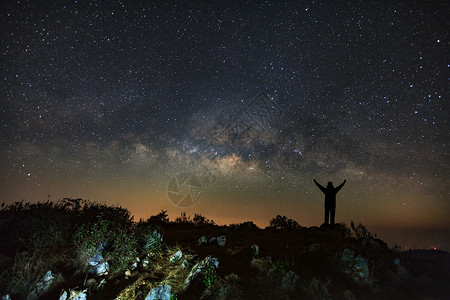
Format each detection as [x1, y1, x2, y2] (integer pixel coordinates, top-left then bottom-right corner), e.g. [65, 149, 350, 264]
[250, 257, 272, 273]
[343, 290, 356, 300]
[392, 257, 409, 278]
[308, 243, 321, 252]
[125, 269, 132, 277]
[340, 249, 370, 285]
[130, 257, 140, 270]
[216, 235, 226, 247]
[59, 289, 87, 300]
[170, 250, 183, 263]
[59, 291, 67, 300]
[27, 270, 59, 300]
[250, 244, 259, 258]
[90, 261, 109, 276]
[145, 285, 172, 300]
[281, 270, 299, 292]
[181, 259, 190, 269]
[183, 256, 219, 291]
[206, 235, 226, 246]
[87, 242, 109, 275]
[303, 278, 331, 300]
[89, 242, 107, 266]
[146, 229, 163, 249]
[225, 273, 239, 282]
[341, 248, 356, 262]
[142, 258, 150, 268]
[198, 235, 208, 245]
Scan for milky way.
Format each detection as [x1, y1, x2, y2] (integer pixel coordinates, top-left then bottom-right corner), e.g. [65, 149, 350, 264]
[0, 1, 449, 248]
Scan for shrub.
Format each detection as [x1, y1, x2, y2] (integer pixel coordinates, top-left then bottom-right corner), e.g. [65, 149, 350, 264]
[145, 210, 170, 225]
[1, 246, 46, 298]
[273, 258, 290, 276]
[175, 212, 192, 224]
[74, 213, 139, 276]
[203, 264, 216, 287]
[268, 215, 301, 230]
[192, 213, 215, 226]
[350, 221, 374, 240]
[339, 222, 353, 239]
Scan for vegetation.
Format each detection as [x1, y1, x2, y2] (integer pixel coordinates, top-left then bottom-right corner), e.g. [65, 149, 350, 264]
[1, 199, 431, 300]
[350, 220, 376, 240]
[268, 214, 301, 230]
[202, 264, 216, 287]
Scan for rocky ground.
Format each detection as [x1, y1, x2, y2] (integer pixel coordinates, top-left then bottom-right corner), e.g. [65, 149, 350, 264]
[0, 200, 449, 299]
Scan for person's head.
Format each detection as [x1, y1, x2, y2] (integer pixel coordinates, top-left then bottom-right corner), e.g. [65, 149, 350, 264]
[327, 182, 333, 188]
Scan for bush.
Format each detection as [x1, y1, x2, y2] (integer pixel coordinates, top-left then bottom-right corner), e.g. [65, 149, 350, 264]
[192, 213, 215, 226]
[0, 245, 46, 298]
[350, 221, 374, 240]
[268, 215, 301, 230]
[228, 221, 260, 231]
[339, 222, 353, 239]
[145, 210, 170, 225]
[74, 213, 139, 276]
[0, 199, 147, 295]
[175, 212, 192, 224]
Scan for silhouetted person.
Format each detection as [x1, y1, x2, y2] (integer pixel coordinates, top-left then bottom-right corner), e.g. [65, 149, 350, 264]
[313, 179, 346, 228]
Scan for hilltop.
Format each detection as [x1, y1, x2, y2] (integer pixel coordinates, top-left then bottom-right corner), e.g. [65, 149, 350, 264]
[0, 199, 448, 299]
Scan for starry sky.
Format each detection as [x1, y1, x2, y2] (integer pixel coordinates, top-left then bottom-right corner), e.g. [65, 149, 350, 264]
[1, 1, 449, 249]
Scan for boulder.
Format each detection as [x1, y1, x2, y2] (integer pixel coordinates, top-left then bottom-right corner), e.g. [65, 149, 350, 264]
[145, 285, 172, 300]
[207, 235, 226, 246]
[340, 249, 370, 285]
[130, 257, 140, 270]
[181, 259, 190, 269]
[308, 243, 321, 252]
[198, 236, 207, 245]
[59, 289, 87, 300]
[250, 244, 260, 258]
[198, 236, 208, 245]
[343, 290, 356, 300]
[90, 261, 109, 276]
[27, 270, 61, 300]
[89, 242, 107, 266]
[87, 242, 109, 275]
[302, 278, 331, 300]
[281, 270, 299, 292]
[170, 250, 183, 263]
[142, 258, 150, 268]
[216, 235, 226, 247]
[183, 256, 219, 291]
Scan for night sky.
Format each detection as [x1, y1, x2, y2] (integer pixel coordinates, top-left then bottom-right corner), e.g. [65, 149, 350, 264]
[1, 1, 449, 249]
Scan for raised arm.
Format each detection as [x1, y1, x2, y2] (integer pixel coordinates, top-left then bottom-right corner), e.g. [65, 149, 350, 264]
[313, 179, 326, 193]
[335, 180, 347, 192]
